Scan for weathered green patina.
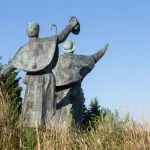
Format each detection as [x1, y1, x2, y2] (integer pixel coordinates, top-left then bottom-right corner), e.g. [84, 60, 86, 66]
[0, 17, 80, 127]
[53, 40, 109, 125]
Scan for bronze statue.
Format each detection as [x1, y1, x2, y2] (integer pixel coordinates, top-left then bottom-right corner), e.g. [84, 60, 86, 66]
[53, 40, 109, 126]
[0, 17, 80, 127]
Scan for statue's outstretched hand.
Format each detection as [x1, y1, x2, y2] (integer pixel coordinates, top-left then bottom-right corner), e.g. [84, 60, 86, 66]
[69, 16, 79, 29]
[92, 43, 109, 63]
[103, 43, 109, 53]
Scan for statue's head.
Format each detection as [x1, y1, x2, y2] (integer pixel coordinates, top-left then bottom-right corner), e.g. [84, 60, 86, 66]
[26, 22, 40, 38]
[63, 40, 75, 53]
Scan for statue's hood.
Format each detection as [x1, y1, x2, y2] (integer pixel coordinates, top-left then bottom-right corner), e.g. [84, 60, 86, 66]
[10, 36, 57, 72]
[53, 53, 96, 86]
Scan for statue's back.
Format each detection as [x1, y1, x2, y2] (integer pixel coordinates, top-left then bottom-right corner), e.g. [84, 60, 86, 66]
[10, 37, 57, 72]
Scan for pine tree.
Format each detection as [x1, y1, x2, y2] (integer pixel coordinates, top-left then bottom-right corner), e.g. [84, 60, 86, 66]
[89, 98, 101, 116]
[83, 97, 114, 129]
[86, 97, 101, 125]
[0, 58, 22, 125]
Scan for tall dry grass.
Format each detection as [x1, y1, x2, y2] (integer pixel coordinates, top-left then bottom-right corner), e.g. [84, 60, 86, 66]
[1, 89, 150, 150]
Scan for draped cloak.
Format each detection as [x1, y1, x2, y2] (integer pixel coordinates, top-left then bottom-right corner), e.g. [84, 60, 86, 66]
[52, 53, 99, 125]
[10, 36, 58, 127]
[53, 53, 96, 87]
[10, 36, 57, 72]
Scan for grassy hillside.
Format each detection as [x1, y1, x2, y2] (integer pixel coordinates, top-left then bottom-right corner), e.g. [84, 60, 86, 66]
[0, 88, 150, 150]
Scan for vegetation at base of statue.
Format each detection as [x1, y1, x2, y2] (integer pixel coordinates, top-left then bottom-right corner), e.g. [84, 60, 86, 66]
[1, 59, 150, 150]
[0, 57, 22, 125]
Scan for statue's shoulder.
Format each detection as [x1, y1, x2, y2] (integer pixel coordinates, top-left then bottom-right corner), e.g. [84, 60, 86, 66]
[10, 37, 57, 72]
[59, 53, 90, 62]
[39, 35, 57, 42]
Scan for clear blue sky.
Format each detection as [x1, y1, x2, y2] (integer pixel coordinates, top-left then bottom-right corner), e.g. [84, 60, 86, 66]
[0, 0, 150, 121]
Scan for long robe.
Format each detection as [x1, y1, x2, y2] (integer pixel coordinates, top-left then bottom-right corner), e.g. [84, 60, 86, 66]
[20, 25, 73, 127]
[53, 48, 106, 125]
[22, 71, 56, 127]
[1, 25, 73, 127]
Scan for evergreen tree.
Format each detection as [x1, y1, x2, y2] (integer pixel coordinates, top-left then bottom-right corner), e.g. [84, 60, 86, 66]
[89, 98, 101, 116]
[83, 97, 114, 129]
[86, 98, 101, 125]
[0, 58, 22, 125]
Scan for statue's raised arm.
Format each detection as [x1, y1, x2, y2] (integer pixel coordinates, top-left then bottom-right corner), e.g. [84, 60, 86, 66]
[53, 41, 109, 87]
[57, 16, 80, 43]
[92, 43, 109, 63]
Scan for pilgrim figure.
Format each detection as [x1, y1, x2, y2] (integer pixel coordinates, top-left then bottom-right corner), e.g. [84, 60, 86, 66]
[53, 40, 109, 125]
[0, 17, 80, 127]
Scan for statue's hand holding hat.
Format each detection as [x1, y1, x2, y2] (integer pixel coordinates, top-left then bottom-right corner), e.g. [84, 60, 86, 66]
[69, 16, 80, 35]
